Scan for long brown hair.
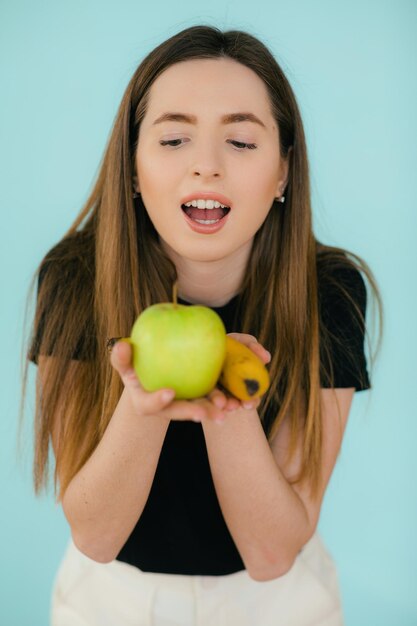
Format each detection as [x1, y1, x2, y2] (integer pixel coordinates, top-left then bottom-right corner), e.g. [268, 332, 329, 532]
[19, 25, 383, 503]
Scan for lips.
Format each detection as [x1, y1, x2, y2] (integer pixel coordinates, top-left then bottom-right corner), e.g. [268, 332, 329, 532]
[179, 191, 232, 234]
[180, 191, 233, 208]
[180, 191, 232, 221]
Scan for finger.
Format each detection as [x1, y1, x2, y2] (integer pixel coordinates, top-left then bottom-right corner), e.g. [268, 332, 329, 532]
[109, 342, 208, 421]
[163, 399, 208, 422]
[242, 398, 261, 410]
[136, 388, 181, 416]
[194, 397, 226, 423]
[227, 332, 257, 344]
[248, 342, 271, 363]
[110, 341, 170, 399]
[110, 340, 141, 388]
[225, 396, 241, 411]
[110, 340, 133, 378]
[110, 339, 132, 370]
[207, 388, 227, 409]
[227, 333, 271, 363]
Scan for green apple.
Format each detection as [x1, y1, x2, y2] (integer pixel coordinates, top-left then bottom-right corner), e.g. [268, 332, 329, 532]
[129, 284, 226, 399]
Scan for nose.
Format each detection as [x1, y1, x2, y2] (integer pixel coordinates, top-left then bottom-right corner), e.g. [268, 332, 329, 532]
[193, 170, 220, 177]
[191, 139, 223, 179]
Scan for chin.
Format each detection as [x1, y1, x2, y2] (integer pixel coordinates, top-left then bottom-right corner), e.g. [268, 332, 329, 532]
[181, 247, 229, 262]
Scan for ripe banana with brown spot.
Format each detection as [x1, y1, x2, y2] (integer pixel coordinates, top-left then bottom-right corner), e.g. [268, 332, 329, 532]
[218, 336, 270, 402]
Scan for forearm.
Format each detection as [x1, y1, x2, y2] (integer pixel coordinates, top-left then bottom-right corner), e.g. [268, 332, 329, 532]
[202, 408, 310, 580]
[62, 387, 169, 562]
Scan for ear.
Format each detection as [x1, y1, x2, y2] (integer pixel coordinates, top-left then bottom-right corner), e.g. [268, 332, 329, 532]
[275, 154, 290, 197]
[132, 173, 140, 193]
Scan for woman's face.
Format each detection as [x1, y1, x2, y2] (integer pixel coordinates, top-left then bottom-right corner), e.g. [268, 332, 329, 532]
[134, 57, 288, 263]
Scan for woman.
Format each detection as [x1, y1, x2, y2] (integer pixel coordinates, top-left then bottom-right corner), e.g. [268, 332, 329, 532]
[23, 24, 383, 625]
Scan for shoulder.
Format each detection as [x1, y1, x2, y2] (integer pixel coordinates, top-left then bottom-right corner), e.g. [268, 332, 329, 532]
[316, 254, 367, 319]
[316, 252, 371, 390]
[37, 232, 94, 295]
[29, 232, 96, 365]
[34, 232, 95, 337]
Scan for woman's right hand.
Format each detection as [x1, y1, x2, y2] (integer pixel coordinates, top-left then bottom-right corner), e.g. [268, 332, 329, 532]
[110, 339, 225, 424]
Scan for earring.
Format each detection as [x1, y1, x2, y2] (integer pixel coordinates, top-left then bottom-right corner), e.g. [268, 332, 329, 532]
[133, 190, 140, 199]
[275, 195, 285, 203]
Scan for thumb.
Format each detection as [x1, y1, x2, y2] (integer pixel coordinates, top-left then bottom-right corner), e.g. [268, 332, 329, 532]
[110, 338, 133, 374]
[134, 386, 177, 416]
[110, 340, 176, 408]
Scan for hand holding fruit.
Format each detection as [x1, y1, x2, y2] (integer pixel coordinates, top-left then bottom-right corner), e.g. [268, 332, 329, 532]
[110, 335, 270, 422]
[110, 339, 225, 423]
[109, 281, 271, 420]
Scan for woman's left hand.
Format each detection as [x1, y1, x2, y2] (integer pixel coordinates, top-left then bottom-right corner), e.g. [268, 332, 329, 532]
[206, 333, 271, 414]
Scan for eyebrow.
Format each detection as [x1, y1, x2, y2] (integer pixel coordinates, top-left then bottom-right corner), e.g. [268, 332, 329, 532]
[152, 112, 266, 128]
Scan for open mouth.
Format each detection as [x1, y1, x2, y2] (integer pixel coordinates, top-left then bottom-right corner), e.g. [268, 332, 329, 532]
[181, 204, 231, 224]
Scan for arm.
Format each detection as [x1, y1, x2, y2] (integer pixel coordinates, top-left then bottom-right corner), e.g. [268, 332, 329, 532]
[61, 385, 170, 563]
[203, 335, 354, 581]
[42, 341, 212, 564]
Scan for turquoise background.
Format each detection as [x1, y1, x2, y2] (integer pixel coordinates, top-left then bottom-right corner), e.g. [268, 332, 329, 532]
[1, 1, 416, 624]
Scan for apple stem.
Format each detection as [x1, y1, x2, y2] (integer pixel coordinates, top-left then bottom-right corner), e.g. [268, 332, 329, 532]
[173, 280, 178, 307]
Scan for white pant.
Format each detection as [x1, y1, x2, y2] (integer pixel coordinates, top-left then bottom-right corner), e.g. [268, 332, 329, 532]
[50, 532, 344, 625]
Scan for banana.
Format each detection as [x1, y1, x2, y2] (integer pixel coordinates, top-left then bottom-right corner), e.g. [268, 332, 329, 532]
[218, 336, 270, 402]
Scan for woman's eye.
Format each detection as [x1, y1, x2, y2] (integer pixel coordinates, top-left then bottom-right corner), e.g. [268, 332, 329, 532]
[159, 139, 184, 147]
[228, 140, 257, 150]
[159, 139, 257, 150]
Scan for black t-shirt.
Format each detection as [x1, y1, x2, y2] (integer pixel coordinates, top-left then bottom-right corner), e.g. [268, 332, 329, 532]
[29, 262, 370, 575]
[116, 279, 370, 575]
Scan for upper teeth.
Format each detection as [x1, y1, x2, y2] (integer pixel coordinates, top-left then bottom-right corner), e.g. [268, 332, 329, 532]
[184, 199, 229, 209]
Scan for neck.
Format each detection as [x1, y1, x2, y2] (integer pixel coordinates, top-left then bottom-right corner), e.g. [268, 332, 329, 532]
[162, 240, 252, 307]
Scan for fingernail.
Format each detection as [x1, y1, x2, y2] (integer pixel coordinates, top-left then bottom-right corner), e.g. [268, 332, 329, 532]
[243, 402, 253, 409]
[162, 390, 175, 402]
